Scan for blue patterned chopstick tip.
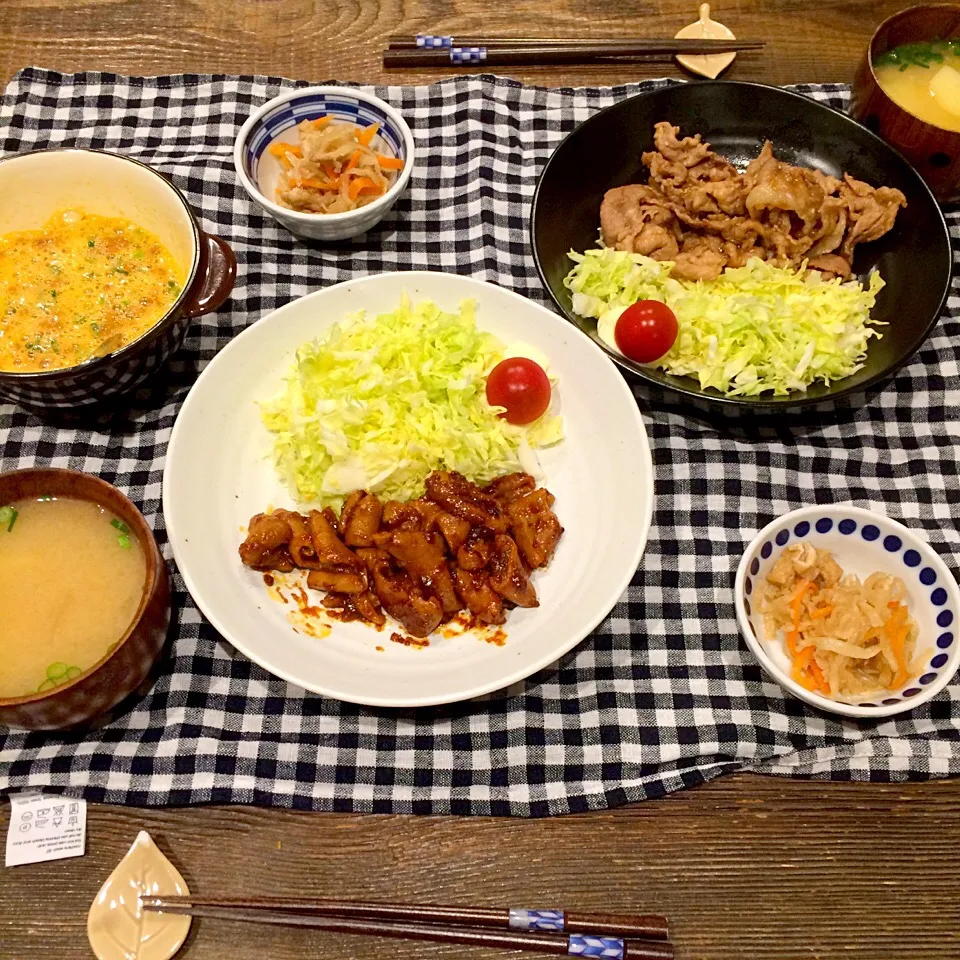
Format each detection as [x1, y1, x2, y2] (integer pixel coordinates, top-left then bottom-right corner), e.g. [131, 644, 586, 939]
[416, 33, 453, 48]
[451, 46, 487, 64]
[567, 935, 626, 959]
[508, 908, 565, 932]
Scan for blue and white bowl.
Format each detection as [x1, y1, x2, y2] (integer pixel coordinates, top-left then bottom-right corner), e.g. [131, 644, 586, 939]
[735, 505, 960, 718]
[233, 86, 415, 242]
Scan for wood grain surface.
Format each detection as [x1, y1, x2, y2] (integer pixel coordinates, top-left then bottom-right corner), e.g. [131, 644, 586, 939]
[2, 2, 960, 959]
[2, 775, 960, 960]
[0, 0, 917, 89]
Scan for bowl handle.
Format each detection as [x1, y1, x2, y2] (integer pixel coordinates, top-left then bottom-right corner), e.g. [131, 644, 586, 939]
[181, 232, 237, 318]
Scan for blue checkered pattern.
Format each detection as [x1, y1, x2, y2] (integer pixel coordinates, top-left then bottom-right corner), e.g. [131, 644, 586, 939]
[0, 70, 958, 814]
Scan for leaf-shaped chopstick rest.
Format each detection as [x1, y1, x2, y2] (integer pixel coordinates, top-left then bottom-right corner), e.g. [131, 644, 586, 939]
[87, 831, 192, 960]
[675, 3, 737, 79]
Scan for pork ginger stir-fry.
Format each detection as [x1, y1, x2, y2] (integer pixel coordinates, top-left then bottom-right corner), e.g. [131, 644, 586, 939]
[601, 122, 906, 282]
[270, 116, 403, 214]
[760, 542, 920, 699]
[239, 471, 563, 638]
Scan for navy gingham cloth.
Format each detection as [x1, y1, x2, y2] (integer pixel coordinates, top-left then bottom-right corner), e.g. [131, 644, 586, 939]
[1, 69, 958, 815]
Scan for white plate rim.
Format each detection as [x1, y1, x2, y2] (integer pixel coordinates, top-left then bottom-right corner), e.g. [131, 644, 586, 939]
[162, 271, 654, 707]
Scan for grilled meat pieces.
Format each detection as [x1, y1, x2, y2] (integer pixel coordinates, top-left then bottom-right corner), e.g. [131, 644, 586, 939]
[601, 121, 905, 282]
[239, 471, 563, 638]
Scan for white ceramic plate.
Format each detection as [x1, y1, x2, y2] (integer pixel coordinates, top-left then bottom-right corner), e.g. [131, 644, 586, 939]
[163, 272, 654, 707]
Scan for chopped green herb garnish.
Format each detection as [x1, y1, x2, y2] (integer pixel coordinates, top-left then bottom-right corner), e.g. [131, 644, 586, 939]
[117, 533, 132, 549]
[50, 290, 57, 298]
[37, 663, 82, 693]
[110, 518, 130, 534]
[134, 249, 144, 259]
[46, 662, 68, 681]
[875, 39, 960, 70]
[91, 322, 101, 334]
[0, 506, 18, 532]
[115, 264, 129, 275]
[88, 239, 96, 248]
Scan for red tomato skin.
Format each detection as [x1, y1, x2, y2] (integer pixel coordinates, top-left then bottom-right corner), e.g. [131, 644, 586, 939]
[485, 358, 551, 425]
[614, 300, 679, 364]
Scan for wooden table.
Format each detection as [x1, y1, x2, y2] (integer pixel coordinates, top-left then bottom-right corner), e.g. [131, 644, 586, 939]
[1, 1, 958, 958]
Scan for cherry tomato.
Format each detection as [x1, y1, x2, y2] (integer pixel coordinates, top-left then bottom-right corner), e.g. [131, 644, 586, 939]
[614, 300, 678, 364]
[485, 357, 552, 425]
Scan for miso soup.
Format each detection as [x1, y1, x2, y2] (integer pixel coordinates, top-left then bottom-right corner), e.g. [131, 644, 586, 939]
[0, 496, 146, 699]
[875, 40, 960, 133]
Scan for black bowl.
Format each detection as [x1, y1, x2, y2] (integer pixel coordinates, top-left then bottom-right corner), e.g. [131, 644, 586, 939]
[531, 81, 953, 410]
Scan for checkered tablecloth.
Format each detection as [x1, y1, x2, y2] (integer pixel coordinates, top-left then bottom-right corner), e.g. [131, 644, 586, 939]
[1, 69, 958, 815]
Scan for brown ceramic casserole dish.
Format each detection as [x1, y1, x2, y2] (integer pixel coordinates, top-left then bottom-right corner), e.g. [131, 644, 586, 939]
[0, 149, 236, 410]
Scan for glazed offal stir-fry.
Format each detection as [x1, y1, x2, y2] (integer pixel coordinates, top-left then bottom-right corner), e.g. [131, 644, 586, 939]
[239, 470, 563, 638]
[760, 542, 921, 699]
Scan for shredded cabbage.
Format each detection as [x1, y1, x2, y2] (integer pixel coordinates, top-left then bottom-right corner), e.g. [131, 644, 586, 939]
[260, 295, 564, 508]
[564, 248, 885, 396]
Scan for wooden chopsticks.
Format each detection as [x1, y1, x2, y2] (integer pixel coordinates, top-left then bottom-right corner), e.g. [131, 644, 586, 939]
[140, 896, 673, 958]
[383, 33, 764, 68]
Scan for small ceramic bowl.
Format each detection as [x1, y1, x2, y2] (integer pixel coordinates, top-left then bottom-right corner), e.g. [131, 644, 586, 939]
[735, 505, 960, 718]
[233, 85, 415, 242]
[851, 4, 960, 204]
[0, 149, 236, 411]
[0, 468, 171, 730]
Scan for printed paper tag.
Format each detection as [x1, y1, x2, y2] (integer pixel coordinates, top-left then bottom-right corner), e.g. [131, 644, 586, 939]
[5, 793, 87, 866]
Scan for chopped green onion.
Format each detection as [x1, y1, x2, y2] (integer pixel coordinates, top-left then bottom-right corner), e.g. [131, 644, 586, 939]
[110, 518, 130, 533]
[874, 39, 960, 70]
[117, 533, 132, 549]
[46, 662, 68, 681]
[88, 239, 96, 248]
[0, 506, 18, 532]
[65, 666, 82, 680]
[37, 678, 56, 693]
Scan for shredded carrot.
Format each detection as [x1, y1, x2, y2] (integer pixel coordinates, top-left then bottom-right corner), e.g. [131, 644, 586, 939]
[268, 142, 302, 158]
[356, 121, 380, 147]
[809, 605, 834, 620]
[310, 116, 331, 129]
[786, 579, 814, 647]
[343, 149, 362, 174]
[298, 177, 339, 191]
[808, 659, 830, 695]
[791, 646, 816, 688]
[347, 176, 380, 200]
[376, 153, 404, 170]
[323, 163, 339, 180]
[886, 602, 910, 687]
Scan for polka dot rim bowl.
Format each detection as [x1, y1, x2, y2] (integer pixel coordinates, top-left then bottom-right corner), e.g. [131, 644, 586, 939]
[735, 505, 960, 718]
[233, 86, 415, 242]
